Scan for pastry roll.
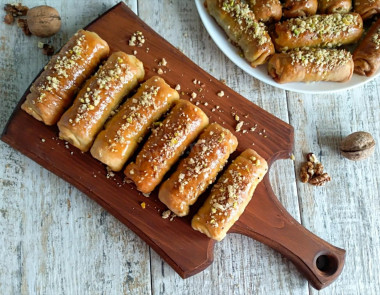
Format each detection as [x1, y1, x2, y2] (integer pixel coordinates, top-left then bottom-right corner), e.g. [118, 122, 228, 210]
[125, 100, 209, 194]
[192, 149, 268, 241]
[21, 30, 109, 125]
[206, 0, 275, 67]
[273, 13, 363, 51]
[248, 0, 282, 23]
[354, 0, 380, 20]
[318, 0, 352, 14]
[158, 123, 238, 217]
[90, 76, 179, 171]
[267, 48, 354, 83]
[353, 19, 380, 76]
[57, 52, 144, 152]
[282, 0, 318, 18]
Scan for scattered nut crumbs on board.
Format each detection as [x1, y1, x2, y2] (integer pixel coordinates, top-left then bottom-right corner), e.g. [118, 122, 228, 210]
[162, 210, 171, 219]
[129, 31, 145, 47]
[300, 153, 331, 186]
[140, 202, 146, 209]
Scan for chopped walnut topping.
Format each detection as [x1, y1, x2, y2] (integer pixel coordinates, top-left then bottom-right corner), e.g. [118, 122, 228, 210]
[36, 33, 86, 103]
[162, 210, 171, 219]
[220, 0, 270, 46]
[287, 13, 360, 40]
[235, 121, 244, 132]
[159, 58, 167, 66]
[289, 48, 352, 74]
[129, 31, 145, 47]
[72, 55, 131, 124]
[111, 85, 160, 145]
[372, 28, 380, 50]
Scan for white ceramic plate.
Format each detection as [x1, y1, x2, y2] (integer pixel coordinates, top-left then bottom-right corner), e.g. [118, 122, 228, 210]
[195, 0, 380, 94]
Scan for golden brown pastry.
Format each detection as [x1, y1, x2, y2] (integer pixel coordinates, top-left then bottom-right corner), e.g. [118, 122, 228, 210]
[21, 30, 110, 125]
[273, 13, 363, 51]
[268, 48, 354, 83]
[124, 100, 209, 194]
[354, 0, 380, 20]
[283, 0, 318, 18]
[206, 0, 275, 67]
[158, 123, 238, 217]
[57, 52, 144, 152]
[318, 0, 352, 14]
[90, 76, 179, 171]
[192, 149, 268, 241]
[248, 0, 282, 23]
[353, 19, 380, 76]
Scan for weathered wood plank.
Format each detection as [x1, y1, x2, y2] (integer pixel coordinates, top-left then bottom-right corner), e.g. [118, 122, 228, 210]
[138, 1, 307, 294]
[287, 81, 380, 295]
[0, 1, 152, 295]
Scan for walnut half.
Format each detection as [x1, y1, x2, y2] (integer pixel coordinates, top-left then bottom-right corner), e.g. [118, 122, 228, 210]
[299, 153, 331, 186]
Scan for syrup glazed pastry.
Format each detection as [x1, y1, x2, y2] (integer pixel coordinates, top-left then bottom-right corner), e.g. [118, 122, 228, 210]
[282, 0, 318, 19]
[272, 13, 363, 51]
[353, 19, 380, 77]
[21, 30, 110, 125]
[206, 0, 274, 67]
[268, 48, 354, 83]
[318, 0, 352, 14]
[247, 0, 282, 23]
[158, 123, 238, 217]
[57, 52, 144, 152]
[90, 76, 179, 171]
[192, 149, 268, 241]
[354, 0, 380, 20]
[125, 100, 209, 194]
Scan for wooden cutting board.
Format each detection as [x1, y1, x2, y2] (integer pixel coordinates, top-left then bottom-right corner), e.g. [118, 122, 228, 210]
[1, 2, 345, 290]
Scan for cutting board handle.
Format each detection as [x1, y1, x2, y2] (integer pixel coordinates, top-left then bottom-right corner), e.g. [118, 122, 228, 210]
[232, 176, 346, 290]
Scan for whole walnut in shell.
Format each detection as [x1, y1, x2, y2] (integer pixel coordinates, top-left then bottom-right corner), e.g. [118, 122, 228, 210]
[340, 131, 375, 161]
[26, 6, 61, 37]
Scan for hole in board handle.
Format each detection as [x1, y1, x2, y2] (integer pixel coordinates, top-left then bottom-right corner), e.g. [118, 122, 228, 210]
[315, 254, 339, 276]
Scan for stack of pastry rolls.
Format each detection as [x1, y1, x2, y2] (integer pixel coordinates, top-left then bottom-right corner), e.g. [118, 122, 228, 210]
[205, 0, 380, 83]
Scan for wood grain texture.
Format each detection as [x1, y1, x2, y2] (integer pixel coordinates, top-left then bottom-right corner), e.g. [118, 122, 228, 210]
[0, 1, 379, 295]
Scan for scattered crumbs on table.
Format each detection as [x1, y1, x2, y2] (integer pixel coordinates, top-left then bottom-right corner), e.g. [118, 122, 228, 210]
[140, 202, 146, 209]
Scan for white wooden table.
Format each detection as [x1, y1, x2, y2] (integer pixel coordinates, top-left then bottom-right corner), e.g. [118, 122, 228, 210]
[1, 1, 379, 294]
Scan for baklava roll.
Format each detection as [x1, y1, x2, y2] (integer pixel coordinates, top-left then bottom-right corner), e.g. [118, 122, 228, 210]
[125, 100, 209, 194]
[353, 19, 380, 76]
[354, 0, 380, 20]
[90, 76, 179, 171]
[268, 48, 354, 83]
[273, 13, 363, 51]
[282, 0, 318, 18]
[192, 149, 268, 241]
[21, 30, 109, 125]
[57, 52, 144, 152]
[206, 0, 275, 67]
[158, 123, 238, 217]
[248, 0, 282, 23]
[318, 0, 352, 14]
